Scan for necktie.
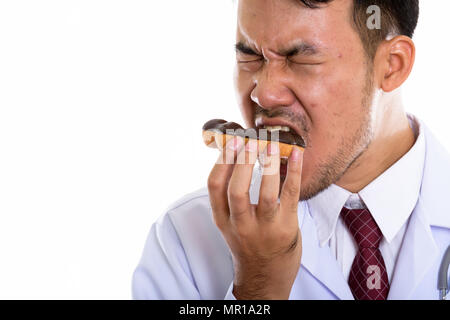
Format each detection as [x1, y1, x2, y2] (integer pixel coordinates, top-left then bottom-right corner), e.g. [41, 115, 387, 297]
[341, 207, 390, 300]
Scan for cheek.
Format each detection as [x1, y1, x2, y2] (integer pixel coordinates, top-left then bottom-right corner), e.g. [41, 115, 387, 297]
[298, 77, 367, 185]
[294, 53, 367, 111]
[300, 63, 368, 145]
[311, 73, 365, 116]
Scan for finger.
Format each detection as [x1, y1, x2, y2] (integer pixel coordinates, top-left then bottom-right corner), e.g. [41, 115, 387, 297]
[228, 139, 258, 220]
[207, 136, 244, 228]
[257, 142, 281, 220]
[280, 147, 304, 218]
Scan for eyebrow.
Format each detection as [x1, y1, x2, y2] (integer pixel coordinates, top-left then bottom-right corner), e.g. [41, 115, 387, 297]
[235, 41, 320, 57]
[280, 42, 319, 56]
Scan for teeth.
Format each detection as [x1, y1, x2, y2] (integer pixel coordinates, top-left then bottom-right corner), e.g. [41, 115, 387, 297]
[268, 125, 281, 131]
[263, 125, 291, 132]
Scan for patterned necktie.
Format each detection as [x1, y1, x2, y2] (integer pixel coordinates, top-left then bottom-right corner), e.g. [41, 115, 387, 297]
[341, 207, 390, 300]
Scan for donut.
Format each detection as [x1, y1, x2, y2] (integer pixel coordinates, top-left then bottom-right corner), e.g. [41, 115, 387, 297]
[202, 119, 306, 158]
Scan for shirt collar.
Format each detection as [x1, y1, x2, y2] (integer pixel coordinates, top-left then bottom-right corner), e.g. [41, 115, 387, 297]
[307, 184, 352, 247]
[307, 113, 426, 246]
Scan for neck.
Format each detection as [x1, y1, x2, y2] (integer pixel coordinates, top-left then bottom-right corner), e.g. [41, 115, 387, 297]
[335, 93, 416, 193]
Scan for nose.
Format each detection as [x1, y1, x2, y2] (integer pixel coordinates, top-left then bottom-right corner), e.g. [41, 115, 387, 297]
[250, 63, 295, 110]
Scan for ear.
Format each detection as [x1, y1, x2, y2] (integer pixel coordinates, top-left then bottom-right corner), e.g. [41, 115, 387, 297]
[375, 35, 416, 92]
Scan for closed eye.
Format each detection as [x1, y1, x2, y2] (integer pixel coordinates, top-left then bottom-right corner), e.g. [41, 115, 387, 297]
[287, 57, 324, 66]
[238, 57, 263, 63]
[235, 42, 264, 63]
[235, 42, 259, 56]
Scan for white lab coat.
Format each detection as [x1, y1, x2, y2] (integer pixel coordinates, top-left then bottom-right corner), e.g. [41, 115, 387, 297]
[132, 119, 450, 300]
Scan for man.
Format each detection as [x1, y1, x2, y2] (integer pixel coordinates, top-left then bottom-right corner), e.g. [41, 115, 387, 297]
[132, 0, 450, 300]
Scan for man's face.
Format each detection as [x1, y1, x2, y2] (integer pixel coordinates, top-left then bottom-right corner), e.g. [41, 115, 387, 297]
[235, 0, 376, 200]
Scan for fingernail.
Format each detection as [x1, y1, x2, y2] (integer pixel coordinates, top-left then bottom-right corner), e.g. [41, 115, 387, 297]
[268, 142, 279, 155]
[226, 137, 243, 151]
[290, 147, 301, 162]
[245, 139, 257, 152]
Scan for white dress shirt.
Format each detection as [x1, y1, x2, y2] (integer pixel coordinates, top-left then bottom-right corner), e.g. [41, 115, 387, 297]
[306, 113, 425, 283]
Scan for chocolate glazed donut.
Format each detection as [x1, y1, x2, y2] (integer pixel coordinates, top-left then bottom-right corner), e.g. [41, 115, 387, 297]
[202, 119, 306, 158]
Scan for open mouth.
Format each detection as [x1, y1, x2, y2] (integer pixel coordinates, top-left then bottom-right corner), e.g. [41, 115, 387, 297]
[255, 124, 305, 177]
[255, 124, 306, 151]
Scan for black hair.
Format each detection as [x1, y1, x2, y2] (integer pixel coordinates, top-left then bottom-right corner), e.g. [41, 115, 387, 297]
[299, 0, 419, 58]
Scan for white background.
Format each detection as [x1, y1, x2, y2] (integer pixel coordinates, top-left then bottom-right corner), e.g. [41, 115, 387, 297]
[0, 1, 448, 299]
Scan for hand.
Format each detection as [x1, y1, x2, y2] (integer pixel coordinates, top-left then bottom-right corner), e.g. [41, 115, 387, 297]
[207, 136, 304, 300]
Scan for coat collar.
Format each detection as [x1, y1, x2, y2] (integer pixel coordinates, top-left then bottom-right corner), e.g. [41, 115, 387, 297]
[298, 201, 354, 300]
[418, 120, 450, 229]
[387, 196, 439, 299]
[386, 118, 450, 299]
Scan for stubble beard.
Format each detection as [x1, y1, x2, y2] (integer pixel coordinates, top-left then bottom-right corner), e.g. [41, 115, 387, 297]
[297, 64, 376, 201]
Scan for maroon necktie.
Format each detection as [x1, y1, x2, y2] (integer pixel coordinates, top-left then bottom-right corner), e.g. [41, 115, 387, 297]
[341, 207, 390, 300]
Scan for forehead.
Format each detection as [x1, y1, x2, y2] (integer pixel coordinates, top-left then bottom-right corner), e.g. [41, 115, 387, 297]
[237, 0, 354, 53]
